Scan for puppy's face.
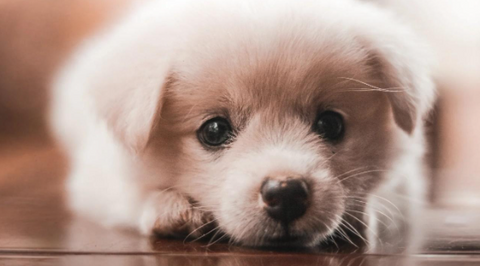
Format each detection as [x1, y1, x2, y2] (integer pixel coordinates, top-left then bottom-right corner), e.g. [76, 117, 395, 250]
[86, 0, 433, 247]
[147, 32, 399, 247]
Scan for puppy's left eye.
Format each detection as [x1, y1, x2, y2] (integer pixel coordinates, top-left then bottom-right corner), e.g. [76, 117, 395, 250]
[314, 111, 344, 141]
[197, 117, 233, 147]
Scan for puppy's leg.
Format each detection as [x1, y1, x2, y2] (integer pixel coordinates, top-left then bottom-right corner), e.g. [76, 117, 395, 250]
[366, 177, 425, 253]
[69, 160, 214, 238]
[139, 190, 214, 238]
[365, 196, 404, 253]
[66, 129, 213, 238]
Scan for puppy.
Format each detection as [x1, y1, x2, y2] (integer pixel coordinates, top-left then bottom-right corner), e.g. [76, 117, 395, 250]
[50, 0, 435, 251]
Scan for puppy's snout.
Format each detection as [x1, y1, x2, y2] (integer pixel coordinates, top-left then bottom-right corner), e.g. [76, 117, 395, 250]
[261, 178, 310, 224]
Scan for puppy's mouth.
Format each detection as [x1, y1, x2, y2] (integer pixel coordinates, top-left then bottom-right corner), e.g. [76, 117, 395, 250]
[263, 235, 305, 246]
[246, 224, 322, 248]
[251, 231, 322, 249]
[259, 222, 311, 246]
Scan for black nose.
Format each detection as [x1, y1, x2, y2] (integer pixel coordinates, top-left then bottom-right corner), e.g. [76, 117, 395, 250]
[261, 179, 310, 224]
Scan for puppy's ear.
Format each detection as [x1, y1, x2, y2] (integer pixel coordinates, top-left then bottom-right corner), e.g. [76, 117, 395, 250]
[365, 41, 436, 134]
[92, 69, 170, 154]
[82, 34, 175, 154]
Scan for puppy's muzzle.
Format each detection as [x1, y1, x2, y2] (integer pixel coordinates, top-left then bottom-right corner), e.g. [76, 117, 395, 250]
[261, 178, 310, 225]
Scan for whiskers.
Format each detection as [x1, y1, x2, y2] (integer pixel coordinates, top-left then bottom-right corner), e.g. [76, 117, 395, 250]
[335, 219, 360, 249]
[338, 169, 387, 184]
[328, 210, 379, 253]
[338, 188, 423, 251]
[205, 226, 229, 248]
[338, 77, 406, 93]
[182, 218, 218, 244]
[331, 166, 387, 186]
[181, 217, 232, 248]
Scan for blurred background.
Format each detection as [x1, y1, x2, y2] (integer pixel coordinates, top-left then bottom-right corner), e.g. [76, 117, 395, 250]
[371, 0, 480, 208]
[0, 0, 479, 210]
[0, 0, 129, 139]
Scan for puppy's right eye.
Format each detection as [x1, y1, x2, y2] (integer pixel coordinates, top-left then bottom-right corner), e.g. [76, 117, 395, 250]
[197, 117, 233, 147]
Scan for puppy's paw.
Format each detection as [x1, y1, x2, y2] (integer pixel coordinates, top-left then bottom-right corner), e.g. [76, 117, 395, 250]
[139, 190, 215, 239]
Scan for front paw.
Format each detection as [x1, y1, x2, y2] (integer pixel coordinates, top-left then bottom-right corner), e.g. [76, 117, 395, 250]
[139, 190, 215, 239]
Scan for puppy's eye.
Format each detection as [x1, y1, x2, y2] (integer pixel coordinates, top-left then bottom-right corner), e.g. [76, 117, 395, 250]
[197, 117, 233, 147]
[314, 111, 344, 141]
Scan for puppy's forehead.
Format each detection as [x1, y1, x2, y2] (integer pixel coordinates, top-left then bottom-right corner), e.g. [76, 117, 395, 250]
[166, 23, 376, 128]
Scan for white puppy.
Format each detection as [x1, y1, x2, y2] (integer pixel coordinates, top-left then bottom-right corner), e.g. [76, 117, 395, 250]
[50, 0, 435, 251]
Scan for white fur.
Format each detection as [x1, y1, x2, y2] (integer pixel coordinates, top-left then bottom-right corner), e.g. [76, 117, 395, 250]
[50, 0, 435, 252]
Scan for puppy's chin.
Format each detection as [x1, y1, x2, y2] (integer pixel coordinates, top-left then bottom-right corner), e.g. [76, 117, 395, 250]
[220, 211, 344, 248]
[234, 223, 338, 248]
[242, 233, 324, 249]
[218, 198, 345, 248]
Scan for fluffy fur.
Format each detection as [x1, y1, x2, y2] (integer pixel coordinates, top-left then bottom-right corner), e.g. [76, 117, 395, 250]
[50, 0, 435, 252]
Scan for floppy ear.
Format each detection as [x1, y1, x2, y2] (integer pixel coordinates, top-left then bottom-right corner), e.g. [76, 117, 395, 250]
[91, 67, 169, 154]
[364, 41, 436, 134]
[83, 24, 175, 154]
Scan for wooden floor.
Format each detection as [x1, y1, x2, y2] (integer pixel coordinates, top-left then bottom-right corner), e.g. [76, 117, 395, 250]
[1, 135, 480, 266]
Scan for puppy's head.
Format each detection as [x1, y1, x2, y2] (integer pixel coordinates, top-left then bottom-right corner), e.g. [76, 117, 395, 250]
[87, 0, 435, 246]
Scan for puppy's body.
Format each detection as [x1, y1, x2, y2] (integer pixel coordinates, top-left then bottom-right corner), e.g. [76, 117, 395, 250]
[50, 0, 434, 251]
